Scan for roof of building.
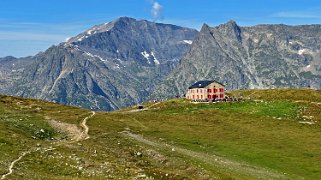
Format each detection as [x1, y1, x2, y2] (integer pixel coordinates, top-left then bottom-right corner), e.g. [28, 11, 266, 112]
[188, 80, 224, 89]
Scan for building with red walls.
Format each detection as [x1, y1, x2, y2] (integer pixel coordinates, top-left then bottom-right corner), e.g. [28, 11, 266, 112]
[186, 80, 225, 100]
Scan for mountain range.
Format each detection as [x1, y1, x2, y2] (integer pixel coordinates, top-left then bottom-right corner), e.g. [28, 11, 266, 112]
[1, 17, 321, 110]
[0, 17, 197, 111]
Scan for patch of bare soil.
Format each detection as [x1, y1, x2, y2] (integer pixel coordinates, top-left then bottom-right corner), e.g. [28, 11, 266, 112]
[47, 119, 83, 141]
[46, 111, 95, 142]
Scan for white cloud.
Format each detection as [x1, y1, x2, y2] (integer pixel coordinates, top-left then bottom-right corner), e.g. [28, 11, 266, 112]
[151, 1, 163, 19]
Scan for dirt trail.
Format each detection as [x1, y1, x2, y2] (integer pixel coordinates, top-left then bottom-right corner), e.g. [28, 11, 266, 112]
[1, 151, 31, 180]
[77, 111, 95, 141]
[1, 111, 95, 179]
[295, 100, 321, 105]
[121, 130, 286, 180]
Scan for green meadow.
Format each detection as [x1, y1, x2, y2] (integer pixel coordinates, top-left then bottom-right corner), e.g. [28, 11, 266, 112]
[0, 89, 320, 179]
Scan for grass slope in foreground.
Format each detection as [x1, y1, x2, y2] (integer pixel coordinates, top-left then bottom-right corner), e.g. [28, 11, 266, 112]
[0, 88, 320, 179]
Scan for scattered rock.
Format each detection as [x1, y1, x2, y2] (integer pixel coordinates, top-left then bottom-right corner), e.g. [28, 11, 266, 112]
[299, 121, 315, 125]
[137, 174, 146, 178]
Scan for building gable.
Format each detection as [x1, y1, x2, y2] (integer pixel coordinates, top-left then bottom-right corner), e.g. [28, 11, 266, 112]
[189, 80, 224, 89]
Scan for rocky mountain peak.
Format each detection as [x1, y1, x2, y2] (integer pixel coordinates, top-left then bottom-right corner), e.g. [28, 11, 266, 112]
[65, 17, 139, 44]
[226, 20, 238, 26]
[113, 16, 137, 25]
[215, 20, 242, 42]
[0, 17, 198, 111]
[199, 23, 212, 34]
[199, 21, 242, 42]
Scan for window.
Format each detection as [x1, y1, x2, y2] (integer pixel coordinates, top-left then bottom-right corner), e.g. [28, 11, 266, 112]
[207, 89, 212, 93]
[197, 89, 198, 93]
[220, 88, 224, 92]
[197, 95, 199, 99]
[214, 88, 218, 93]
[220, 94, 224, 99]
[192, 95, 195, 99]
[201, 95, 203, 99]
[208, 95, 212, 99]
[200, 89, 202, 93]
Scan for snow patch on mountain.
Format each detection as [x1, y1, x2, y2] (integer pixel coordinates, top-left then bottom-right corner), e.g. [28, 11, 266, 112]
[151, 52, 160, 65]
[141, 51, 151, 64]
[65, 37, 71, 42]
[298, 49, 310, 55]
[87, 29, 96, 35]
[84, 52, 107, 61]
[78, 35, 89, 42]
[183, 40, 193, 44]
[303, 64, 314, 72]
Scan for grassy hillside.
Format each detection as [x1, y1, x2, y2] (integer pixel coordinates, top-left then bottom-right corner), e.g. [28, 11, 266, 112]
[0, 88, 321, 179]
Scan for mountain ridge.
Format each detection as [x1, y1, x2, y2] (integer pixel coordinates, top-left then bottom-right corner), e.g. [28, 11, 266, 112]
[0, 17, 198, 111]
[151, 21, 321, 99]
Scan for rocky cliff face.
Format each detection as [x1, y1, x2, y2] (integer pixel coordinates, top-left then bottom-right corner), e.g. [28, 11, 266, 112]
[0, 17, 197, 110]
[152, 21, 321, 98]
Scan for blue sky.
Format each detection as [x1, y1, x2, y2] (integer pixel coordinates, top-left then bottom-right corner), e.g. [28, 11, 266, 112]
[1, 0, 321, 57]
